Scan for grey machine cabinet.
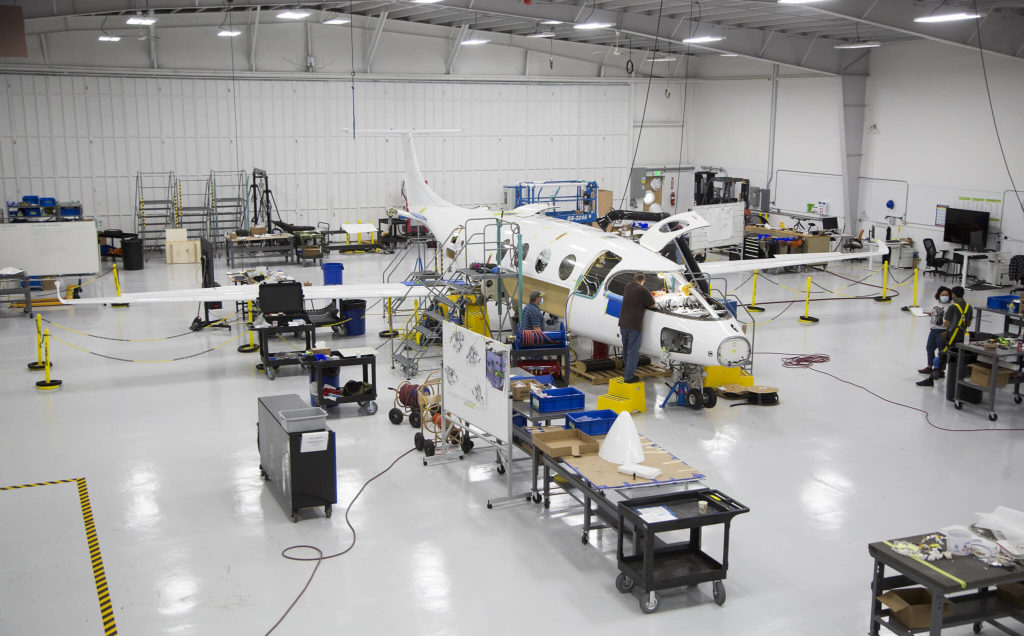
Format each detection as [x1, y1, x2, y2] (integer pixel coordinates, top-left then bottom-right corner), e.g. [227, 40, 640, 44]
[257, 394, 337, 521]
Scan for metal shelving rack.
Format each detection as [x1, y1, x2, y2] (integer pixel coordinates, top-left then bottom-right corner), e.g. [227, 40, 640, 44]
[210, 170, 249, 249]
[174, 175, 212, 241]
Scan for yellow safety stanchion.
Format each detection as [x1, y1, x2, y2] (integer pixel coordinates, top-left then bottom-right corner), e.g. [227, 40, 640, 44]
[874, 260, 892, 303]
[111, 263, 129, 308]
[798, 276, 819, 324]
[747, 270, 765, 312]
[35, 330, 62, 390]
[238, 301, 260, 353]
[910, 268, 920, 308]
[380, 297, 399, 339]
[27, 313, 50, 370]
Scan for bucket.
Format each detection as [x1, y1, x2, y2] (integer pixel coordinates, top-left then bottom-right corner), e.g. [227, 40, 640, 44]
[321, 262, 344, 286]
[310, 364, 341, 408]
[943, 525, 973, 556]
[339, 299, 366, 336]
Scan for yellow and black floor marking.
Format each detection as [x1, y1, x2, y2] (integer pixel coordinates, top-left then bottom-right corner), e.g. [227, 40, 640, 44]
[0, 477, 118, 635]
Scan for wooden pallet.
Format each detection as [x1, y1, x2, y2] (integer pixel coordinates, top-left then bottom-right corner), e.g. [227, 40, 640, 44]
[571, 363, 672, 385]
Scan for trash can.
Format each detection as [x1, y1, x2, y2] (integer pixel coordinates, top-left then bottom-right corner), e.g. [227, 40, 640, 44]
[310, 361, 341, 408]
[123, 237, 144, 271]
[339, 299, 366, 336]
[321, 262, 344, 286]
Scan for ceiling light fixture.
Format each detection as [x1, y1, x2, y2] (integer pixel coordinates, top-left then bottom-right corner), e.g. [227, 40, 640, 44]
[324, 18, 350, 25]
[411, 0, 445, 4]
[720, 53, 739, 57]
[682, 35, 724, 43]
[541, 20, 563, 25]
[778, 0, 825, 4]
[527, 32, 557, 38]
[647, 56, 677, 62]
[126, 16, 157, 26]
[461, 38, 490, 45]
[98, 35, 121, 42]
[833, 40, 881, 49]
[277, 10, 311, 20]
[574, 22, 613, 30]
[218, 29, 242, 37]
[913, 11, 982, 23]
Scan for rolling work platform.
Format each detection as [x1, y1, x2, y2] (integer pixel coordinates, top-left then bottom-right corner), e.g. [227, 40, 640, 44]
[135, 171, 176, 251]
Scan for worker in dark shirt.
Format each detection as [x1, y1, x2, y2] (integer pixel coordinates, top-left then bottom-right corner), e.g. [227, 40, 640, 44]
[917, 285, 973, 387]
[618, 273, 656, 383]
[520, 290, 544, 331]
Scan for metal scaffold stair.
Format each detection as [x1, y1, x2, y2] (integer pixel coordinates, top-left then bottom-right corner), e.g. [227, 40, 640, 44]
[210, 170, 249, 249]
[385, 218, 523, 379]
[135, 172, 176, 251]
[174, 175, 212, 241]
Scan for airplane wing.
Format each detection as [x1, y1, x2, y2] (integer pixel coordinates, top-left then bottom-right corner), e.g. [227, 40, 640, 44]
[56, 282, 433, 305]
[699, 239, 889, 276]
[507, 202, 556, 216]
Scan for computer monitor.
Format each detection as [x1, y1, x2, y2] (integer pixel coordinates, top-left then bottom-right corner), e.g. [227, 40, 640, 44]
[942, 207, 989, 246]
[821, 216, 839, 231]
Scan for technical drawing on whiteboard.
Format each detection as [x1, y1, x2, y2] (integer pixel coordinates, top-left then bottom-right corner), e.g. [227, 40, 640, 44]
[465, 343, 481, 368]
[449, 329, 465, 354]
[445, 365, 459, 388]
[472, 383, 485, 406]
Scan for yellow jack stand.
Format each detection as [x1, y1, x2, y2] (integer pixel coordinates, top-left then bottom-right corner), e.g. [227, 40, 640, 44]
[597, 376, 646, 413]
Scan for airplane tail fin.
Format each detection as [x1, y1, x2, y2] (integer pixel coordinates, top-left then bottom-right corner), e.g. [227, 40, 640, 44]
[402, 133, 456, 212]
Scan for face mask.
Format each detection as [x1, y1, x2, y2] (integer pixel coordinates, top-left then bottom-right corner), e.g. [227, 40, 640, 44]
[940, 296, 950, 303]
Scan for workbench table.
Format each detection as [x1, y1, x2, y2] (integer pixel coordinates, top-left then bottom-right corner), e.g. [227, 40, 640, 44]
[0, 270, 31, 315]
[973, 305, 1024, 339]
[225, 233, 295, 268]
[868, 535, 1024, 635]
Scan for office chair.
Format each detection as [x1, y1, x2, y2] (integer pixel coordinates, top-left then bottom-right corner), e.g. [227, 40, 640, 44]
[845, 229, 864, 251]
[1010, 255, 1024, 293]
[922, 238, 953, 278]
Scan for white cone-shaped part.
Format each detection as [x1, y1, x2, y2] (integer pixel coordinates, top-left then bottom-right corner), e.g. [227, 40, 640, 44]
[599, 411, 645, 464]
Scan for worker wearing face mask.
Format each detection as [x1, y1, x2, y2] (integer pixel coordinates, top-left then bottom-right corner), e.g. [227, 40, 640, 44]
[520, 290, 545, 331]
[918, 286, 952, 375]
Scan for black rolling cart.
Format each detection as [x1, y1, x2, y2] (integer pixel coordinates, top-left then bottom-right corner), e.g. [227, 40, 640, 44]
[252, 281, 316, 380]
[302, 350, 379, 415]
[257, 394, 337, 522]
[615, 488, 750, 614]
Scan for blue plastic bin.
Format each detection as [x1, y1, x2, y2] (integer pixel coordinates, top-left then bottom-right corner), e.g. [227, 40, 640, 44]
[39, 197, 56, 207]
[530, 387, 585, 413]
[723, 299, 738, 317]
[339, 299, 365, 336]
[22, 195, 39, 205]
[987, 295, 1019, 310]
[309, 357, 341, 408]
[565, 409, 618, 436]
[513, 414, 527, 428]
[321, 262, 344, 286]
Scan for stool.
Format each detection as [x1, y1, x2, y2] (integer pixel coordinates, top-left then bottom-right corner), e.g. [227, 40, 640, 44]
[597, 376, 646, 413]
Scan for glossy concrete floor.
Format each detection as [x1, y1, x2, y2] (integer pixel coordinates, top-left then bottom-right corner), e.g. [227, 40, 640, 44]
[1, 251, 1021, 636]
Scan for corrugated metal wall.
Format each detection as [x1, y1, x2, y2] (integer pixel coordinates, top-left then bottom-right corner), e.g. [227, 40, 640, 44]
[0, 73, 631, 231]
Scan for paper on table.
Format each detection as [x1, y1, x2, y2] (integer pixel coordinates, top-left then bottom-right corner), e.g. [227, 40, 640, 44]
[637, 505, 677, 523]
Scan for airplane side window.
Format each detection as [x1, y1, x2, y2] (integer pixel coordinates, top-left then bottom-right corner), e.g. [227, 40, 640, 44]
[535, 248, 551, 273]
[574, 251, 622, 298]
[558, 254, 576, 280]
[607, 271, 665, 296]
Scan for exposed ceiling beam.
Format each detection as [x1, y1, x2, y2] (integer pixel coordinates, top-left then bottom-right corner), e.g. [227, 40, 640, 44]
[365, 10, 388, 74]
[445, 23, 470, 75]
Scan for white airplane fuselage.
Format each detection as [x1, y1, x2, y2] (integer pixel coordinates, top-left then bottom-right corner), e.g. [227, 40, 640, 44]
[399, 134, 751, 371]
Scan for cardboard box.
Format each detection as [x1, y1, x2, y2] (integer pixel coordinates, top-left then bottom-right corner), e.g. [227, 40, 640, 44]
[532, 429, 599, 458]
[968, 362, 1012, 388]
[250, 226, 268, 236]
[166, 240, 200, 264]
[301, 246, 322, 258]
[877, 588, 952, 630]
[997, 583, 1024, 608]
[165, 228, 188, 242]
[510, 379, 542, 401]
[597, 189, 613, 216]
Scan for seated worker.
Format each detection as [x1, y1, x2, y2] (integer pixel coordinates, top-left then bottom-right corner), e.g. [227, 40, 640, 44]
[520, 290, 545, 331]
[917, 286, 973, 387]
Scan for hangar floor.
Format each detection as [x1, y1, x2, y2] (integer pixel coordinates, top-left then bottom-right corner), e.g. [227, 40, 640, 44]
[1, 251, 1020, 635]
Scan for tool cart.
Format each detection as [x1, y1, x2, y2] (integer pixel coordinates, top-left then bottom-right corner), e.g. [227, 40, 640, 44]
[252, 281, 316, 380]
[257, 394, 337, 522]
[302, 350, 378, 414]
[615, 488, 749, 614]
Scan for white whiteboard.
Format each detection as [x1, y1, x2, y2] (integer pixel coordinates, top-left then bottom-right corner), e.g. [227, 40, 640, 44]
[441, 322, 510, 441]
[688, 203, 744, 250]
[0, 221, 101, 276]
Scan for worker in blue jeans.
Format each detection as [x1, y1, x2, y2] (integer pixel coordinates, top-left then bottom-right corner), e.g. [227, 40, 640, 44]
[618, 273, 656, 383]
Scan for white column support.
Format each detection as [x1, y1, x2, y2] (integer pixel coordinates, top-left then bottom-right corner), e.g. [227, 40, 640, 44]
[839, 55, 869, 231]
[149, 24, 158, 69]
[249, 6, 260, 72]
[445, 24, 469, 75]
